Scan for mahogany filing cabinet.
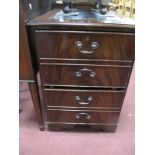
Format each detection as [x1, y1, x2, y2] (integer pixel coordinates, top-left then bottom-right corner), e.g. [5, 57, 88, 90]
[27, 9, 135, 132]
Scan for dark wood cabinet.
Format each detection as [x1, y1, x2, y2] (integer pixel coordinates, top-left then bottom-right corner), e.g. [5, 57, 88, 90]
[26, 8, 135, 132]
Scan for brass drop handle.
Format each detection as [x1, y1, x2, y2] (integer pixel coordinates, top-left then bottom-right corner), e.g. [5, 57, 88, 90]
[76, 113, 91, 119]
[75, 96, 93, 105]
[75, 68, 96, 79]
[75, 41, 99, 54]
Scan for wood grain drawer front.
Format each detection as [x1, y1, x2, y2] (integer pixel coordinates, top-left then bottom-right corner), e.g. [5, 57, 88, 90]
[46, 109, 120, 124]
[36, 31, 135, 61]
[47, 123, 117, 132]
[40, 64, 131, 87]
[44, 89, 125, 109]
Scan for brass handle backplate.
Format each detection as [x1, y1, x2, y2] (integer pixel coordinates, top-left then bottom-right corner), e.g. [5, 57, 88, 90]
[76, 112, 92, 119]
[75, 41, 99, 54]
[75, 68, 96, 79]
[75, 96, 93, 105]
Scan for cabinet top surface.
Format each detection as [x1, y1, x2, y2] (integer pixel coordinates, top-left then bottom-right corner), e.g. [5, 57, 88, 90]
[28, 9, 135, 30]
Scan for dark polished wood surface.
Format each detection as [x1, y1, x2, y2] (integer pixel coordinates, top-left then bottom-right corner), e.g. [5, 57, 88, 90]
[40, 63, 131, 87]
[43, 88, 125, 109]
[19, 0, 34, 80]
[36, 30, 135, 61]
[28, 9, 134, 32]
[47, 123, 117, 132]
[39, 58, 133, 65]
[20, 0, 49, 130]
[46, 109, 120, 124]
[28, 82, 44, 130]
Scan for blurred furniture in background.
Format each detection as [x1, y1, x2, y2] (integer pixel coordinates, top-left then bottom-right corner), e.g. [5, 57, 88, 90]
[19, 0, 54, 130]
[110, 0, 135, 18]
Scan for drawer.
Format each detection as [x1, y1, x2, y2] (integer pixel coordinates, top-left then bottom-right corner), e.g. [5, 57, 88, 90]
[44, 89, 125, 109]
[47, 123, 117, 132]
[46, 109, 120, 124]
[40, 63, 131, 87]
[36, 31, 135, 61]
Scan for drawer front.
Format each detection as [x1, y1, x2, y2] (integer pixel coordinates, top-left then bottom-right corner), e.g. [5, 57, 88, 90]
[46, 109, 120, 124]
[47, 123, 117, 132]
[44, 89, 125, 109]
[36, 31, 135, 61]
[40, 64, 131, 87]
